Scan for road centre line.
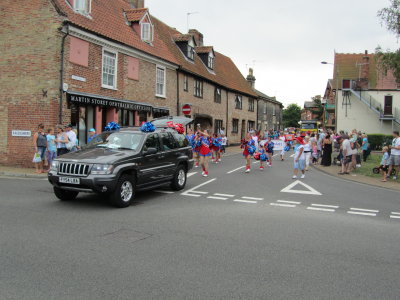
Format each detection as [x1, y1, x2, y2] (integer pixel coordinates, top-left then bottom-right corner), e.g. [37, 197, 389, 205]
[234, 199, 257, 204]
[349, 208, 379, 213]
[347, 211, 377, 217]
[277, 200, 301, 205]
[390, 215, 400, 219]
[183, 193, 201, 197]
[207, 196, 228, 200]
[307, 207, 335, 212]
[270, 203, 296, 208]
[187, 172, 197, 178]
[311, 204, 339, 209]
[242, 196, 264, 201]
[214, 193, 235, 197]
[181, 178, 217, 196]
[227, 166, 245, 174]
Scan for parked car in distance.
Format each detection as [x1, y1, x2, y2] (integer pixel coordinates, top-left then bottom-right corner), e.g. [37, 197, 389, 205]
[48, 119, 194, 208]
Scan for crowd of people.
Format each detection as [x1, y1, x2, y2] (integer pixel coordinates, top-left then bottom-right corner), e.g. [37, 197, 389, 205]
[32, 123, 97, 173]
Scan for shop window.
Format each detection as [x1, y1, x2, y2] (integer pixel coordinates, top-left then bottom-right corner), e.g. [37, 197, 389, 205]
[232, 118, 239, 133]
[160, 132, 177, 150]
[118, 109, 134, 127]
[102, 49, 117, 89]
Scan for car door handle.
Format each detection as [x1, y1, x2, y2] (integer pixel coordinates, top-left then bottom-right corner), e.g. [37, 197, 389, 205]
[158, 155, 165, 159]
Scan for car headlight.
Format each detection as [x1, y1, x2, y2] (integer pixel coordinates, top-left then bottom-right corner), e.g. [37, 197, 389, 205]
[50, 161, 59, 171]
[91, 164, 114, 175]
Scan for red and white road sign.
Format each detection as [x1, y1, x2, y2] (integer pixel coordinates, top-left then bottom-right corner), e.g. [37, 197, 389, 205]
[182, 104, 192, 115]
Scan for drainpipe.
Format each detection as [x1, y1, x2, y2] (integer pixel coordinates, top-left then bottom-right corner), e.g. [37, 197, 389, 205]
[59, 24, 69, 124]
[226, 90, 229, 139]
[176, 71, 180, 116]
[256, 98, 259, 131]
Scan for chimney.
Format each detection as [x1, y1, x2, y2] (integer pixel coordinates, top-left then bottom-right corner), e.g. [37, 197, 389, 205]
[361, 49, 369, 80]
[126, 0, 145, 8]
[246, 68, 256, 90]
[188, 29, 203, 46]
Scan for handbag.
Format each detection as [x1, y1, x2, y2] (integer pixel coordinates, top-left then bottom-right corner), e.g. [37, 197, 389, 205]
[32, 153, 42, 163]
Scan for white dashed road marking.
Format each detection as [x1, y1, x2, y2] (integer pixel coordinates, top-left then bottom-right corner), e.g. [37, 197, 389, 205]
[307, 207, 335, 212]
[242, 196, 264, 201]
[277, 200, 301, 205]
[214, 193, 234, 197]
[207, 196, 228, 200]
[181, 178, 217, 197]
[227, 166, 245, 174]
[234, 199, 257, 204]
[190, 191, 208, 195]
[187, 172, 197, 178]
[311, 204, 339, 209]
[270, 203, 296, 208]
[349, 208, 379, 213]
[347, 208, 378, 217]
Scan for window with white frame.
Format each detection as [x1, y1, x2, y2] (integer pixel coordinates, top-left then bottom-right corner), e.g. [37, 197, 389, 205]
[235, 95, 242, 110]
[194, 79, 203, 98]
[156, 66, 166, 97]
[208, 55, 214, 69]
[232, 119, 239, 133]
[74, 0, 90, 14]
[187, 45, 195, 60]
[102, 50, 117, 89]
[141, 23, 152, 43]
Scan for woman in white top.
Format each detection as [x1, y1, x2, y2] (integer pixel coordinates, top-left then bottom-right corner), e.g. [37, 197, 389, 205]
[303, 136, 312, 171]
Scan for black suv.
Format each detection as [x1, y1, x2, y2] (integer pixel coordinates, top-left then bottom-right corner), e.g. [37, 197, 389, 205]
[48, 118, 194, 208]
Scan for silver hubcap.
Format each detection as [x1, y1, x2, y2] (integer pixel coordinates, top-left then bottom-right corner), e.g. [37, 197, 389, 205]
[120, 181, 133, 202]
[178, 170, 186, 186]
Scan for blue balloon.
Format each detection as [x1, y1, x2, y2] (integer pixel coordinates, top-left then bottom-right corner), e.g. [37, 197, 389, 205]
[140, 122, 156, 133]
[104, 122, 120, 131]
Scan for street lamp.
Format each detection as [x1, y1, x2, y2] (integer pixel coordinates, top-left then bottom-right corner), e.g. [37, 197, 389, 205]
[321, 61, 339, 131]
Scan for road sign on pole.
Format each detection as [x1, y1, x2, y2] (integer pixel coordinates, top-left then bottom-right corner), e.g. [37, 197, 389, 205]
[182, 104, 192, 115]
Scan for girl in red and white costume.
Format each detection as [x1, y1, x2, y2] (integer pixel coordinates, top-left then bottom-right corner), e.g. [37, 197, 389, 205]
[241, 133, 255, 173]
[197, 130, 211, 177]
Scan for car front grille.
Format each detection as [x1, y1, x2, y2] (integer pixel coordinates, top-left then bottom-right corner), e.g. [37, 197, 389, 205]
[58, 163, 91, 177]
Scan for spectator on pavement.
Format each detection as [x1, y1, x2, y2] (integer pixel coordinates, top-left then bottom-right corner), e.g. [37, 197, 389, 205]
[361, 134, 370, 162]
[87, 128, 97, 143]
[33, 123, 47, 174]
[46, 128, 57, 171]
[387, 131, 400, 180]
[380, 146, 390, 182]
[55, 125, 68, 156]
[293, 137, 306, 179]
[65, 124, 77, 152]
[339, 135, 352, 175]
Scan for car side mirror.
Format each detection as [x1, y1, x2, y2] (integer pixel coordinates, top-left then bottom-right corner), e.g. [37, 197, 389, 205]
[144, 147, 157, 156]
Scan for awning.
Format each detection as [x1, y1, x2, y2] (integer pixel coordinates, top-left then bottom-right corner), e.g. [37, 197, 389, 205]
[66, 91, 153, 113]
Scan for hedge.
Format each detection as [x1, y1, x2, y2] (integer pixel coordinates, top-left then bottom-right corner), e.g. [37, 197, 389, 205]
[367, 134, 393, 150]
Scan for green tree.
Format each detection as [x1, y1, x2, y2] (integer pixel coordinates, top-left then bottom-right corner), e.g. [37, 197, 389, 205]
[283, 103, 301, 128]
[376, 0, 400, 83]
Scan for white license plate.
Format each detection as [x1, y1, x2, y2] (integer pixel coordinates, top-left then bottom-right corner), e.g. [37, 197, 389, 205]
[59, 177, 80, 184]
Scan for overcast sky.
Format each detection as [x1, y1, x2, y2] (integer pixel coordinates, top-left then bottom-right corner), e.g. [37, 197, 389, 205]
[146, 0, 398, 107]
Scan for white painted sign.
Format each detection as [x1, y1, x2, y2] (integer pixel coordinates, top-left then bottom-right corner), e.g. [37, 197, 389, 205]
[12, 130, 32, 137]
[71, 75, 86, 82]
[281, 180, 322, 195]
[272, 139, 285, 151]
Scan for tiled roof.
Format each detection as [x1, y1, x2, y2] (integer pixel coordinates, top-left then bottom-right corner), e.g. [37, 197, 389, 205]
[153, 18, 258, 97]
[195, 46, 213, 54]
[333, 52, 397, 90]
[53, 0, 257, 97]
[172, 34, 193, 42]
[125, 8, 148, 22]
[54, 0, 178, 64]
[255, 89, 282, 105]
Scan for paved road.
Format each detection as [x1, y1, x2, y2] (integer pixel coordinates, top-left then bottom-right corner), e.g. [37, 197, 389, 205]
[1, 153, 400, 299]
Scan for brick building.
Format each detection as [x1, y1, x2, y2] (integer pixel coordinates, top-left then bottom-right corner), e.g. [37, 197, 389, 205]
[0, 0, 260, 167]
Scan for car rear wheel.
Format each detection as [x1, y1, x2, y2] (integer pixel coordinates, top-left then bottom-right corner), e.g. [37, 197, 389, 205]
[54, 187, 79, 201]
[110, 175, 135, 208]
[170, 165, 187, 191]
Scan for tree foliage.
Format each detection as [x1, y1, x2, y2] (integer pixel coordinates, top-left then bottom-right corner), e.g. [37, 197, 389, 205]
[282, 103, 301, 128]
[376, 0, 400, 83]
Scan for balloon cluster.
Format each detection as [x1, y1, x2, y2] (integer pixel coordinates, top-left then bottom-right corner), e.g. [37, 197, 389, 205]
[140, 122, 156, 133]
[104, 122, 120, 131]
[166, 121, 185, 134]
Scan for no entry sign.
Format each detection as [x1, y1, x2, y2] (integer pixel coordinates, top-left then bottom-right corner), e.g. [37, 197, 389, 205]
[182, 104, 192, 115]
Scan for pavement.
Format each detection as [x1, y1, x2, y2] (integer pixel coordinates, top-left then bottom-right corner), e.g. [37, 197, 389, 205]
[1, 150, 400, 299]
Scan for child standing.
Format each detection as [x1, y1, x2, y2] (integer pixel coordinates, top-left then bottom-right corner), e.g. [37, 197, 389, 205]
[380, 146, 390, 182]
[311, 141, 319, 165]
[258, 144, 268, 170]
[211, 134, 222, 163]
[46, 128, 57, 171]
[293, 137, 306, 179]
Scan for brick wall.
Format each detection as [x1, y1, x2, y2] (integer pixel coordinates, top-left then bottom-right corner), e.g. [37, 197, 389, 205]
[0, 0, 63, 166]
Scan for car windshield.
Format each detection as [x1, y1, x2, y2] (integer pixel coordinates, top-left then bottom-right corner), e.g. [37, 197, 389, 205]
[86, 131, 143, 151]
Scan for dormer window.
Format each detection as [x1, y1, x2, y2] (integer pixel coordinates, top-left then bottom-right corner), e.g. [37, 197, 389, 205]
[74, 0, 91, 14]
[141, 23, 152, 42]
[187, 45, 195, 60]
[208, 55, 214, 69]
[195, 46, 215, 70]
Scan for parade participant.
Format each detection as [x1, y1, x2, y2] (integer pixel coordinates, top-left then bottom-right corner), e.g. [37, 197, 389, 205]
[211, 133, 222, 163]
[293, 137, 306, 179]
[198, 130, 211, 177]
[380, 146, 390, 182]
[303, 136, 312, 171]
[279, 133, 287, 161]
[192, 130, 201, 168]
[257, 143, 268, 170]
[241, 133, 256, 173]
[264, 136, 274, 166]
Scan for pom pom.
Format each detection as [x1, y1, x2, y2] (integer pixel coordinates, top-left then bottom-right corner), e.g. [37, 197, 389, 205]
[140, 122, 156, 133]
[104, 122, 120, 131]
[260, 154, 267, 161]
[166, 121, 184, 134]
[253, 152, 260, 161]
[284, 146, 290, 152]
[248, 145, 256, 155]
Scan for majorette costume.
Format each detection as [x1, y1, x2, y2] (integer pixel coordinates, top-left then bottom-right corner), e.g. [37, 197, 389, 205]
[265, 140, 274, 154]
[242, 139, 256, 157]
[199, 136, 212, 157]
[211, 137, 222, 152]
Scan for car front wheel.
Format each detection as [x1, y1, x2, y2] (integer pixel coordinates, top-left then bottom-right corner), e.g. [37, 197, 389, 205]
[170, 165, 187, 191]
[54, 187, 79, 201]
[110, 175, 135, 208]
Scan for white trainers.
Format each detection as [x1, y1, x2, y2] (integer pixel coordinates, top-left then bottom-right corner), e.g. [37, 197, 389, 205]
[245, 168, 250, 173]
[300, 174, 305, 179]
[201, 171, 205, 176]
[394, 176, 398, 180]
[292, 175, 297, 179]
